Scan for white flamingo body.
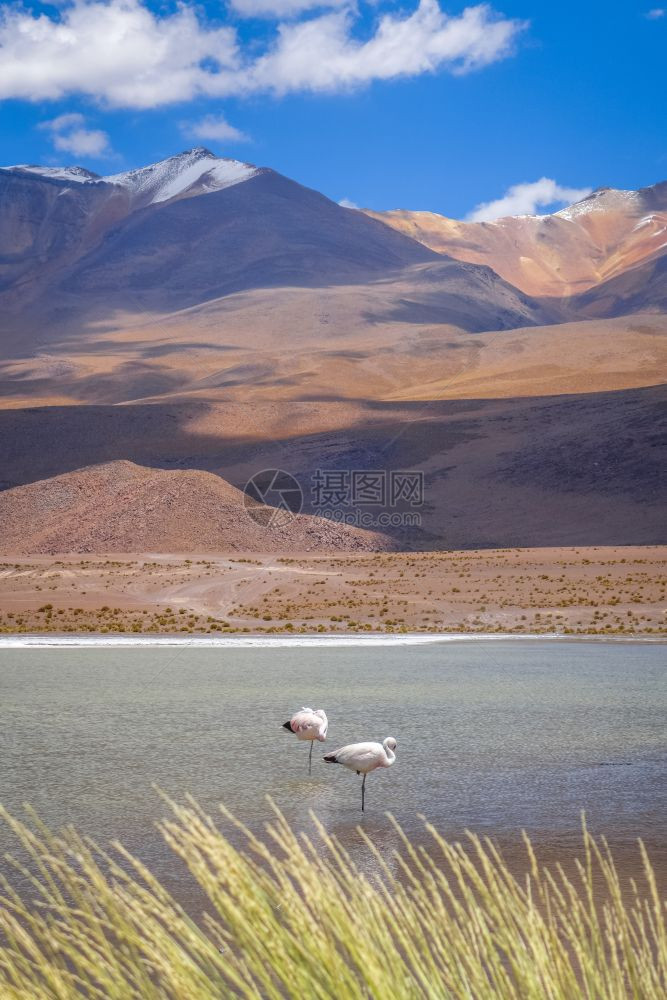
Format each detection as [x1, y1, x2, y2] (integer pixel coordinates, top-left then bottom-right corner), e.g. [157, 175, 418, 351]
[287, 708, 328, 742]
[282, 707, 328, 773]
[324, 737, 397, 811]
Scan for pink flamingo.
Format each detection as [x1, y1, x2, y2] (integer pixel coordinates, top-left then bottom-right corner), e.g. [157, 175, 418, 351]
[282, 707, 328, 774]
[323, 737, 397, 811]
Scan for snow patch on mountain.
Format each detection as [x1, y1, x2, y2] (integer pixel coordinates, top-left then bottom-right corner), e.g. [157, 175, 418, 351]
[103, 148, 258, 205]
[6, 165, 100, 183]
[3, 149, 258, 205]
[492, 214, 543, 225]
[556, 188, 641, 221]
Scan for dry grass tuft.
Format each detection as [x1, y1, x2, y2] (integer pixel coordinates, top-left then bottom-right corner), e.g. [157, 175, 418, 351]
[0, 799, 665, 998]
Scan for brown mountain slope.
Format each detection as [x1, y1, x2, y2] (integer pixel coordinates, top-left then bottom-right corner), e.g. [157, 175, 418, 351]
[571, 253, 667, 318]
[2, 148, 570, 369]
[55, 170, 439, 311]
[0, 288, 661, 410]
[0, 461, 390, 555]
[0, 168, 132, 311]
[0, 149, 262, 311]
[366, 182, 667, 299]
[0, 155, 438, 325]
[0, 385, 663, 550]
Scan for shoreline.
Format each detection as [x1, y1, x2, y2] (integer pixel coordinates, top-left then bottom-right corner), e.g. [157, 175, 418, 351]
[1, 631, 665, 648]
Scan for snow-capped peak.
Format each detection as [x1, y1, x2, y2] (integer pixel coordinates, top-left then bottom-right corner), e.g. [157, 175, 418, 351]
[103, 148, 259, 205]
[5, 164, 101, 183]
[555, 187, 640, 221]
[3, 149, 259, 206]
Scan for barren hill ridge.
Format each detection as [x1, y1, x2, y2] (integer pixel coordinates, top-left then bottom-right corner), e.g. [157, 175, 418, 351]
[0, 461, 391, 555]
[367, 181, 667, 299]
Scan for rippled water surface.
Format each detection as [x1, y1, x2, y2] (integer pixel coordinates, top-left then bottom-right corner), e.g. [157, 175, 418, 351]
[1, 640, 665, 896]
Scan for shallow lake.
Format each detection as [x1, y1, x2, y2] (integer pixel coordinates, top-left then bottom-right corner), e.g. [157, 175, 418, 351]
[1, 639, 665, 900]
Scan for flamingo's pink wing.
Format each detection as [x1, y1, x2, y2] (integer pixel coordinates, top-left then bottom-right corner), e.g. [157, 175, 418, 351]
[290, 710, 320, 735]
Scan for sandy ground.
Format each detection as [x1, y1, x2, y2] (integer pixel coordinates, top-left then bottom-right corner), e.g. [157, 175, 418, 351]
[0, 545, 664, 636]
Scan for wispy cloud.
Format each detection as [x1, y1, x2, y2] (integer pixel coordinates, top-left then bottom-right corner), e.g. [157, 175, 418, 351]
[181, 115, 249, 143]
[230, 0, 347, 18]
[466, 178, 593, 222]
[249, 3, 528, 94]
[38, 113, 112, 157]
[338, 197, 359, 209]
[644, 8, 665, 19]
[0, 1, 528, 108]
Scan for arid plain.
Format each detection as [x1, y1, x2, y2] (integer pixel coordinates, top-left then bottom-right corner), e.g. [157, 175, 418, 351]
[1, 546, 664, 636]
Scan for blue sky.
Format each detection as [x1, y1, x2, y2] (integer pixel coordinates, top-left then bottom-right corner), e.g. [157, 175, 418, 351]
[0, 1, 665, 218]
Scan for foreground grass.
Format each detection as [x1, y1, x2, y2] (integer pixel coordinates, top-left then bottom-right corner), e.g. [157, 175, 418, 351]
[0, 800, 665, 999]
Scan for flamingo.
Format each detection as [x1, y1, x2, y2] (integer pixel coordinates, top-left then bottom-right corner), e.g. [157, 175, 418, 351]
[323, 737, 397, 811]
[282, 707, 328, 774]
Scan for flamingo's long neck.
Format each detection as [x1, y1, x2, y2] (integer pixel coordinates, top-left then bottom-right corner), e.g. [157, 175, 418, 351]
[383, 742, 396, 766]
[315, 711, 328, 741]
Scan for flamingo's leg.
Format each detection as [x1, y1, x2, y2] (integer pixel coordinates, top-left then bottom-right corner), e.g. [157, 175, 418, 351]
[308, 740, 313, 775]
[361, 773, 366, 812]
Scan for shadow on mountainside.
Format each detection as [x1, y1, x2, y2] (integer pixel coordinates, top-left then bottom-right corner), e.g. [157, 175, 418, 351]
[0, 385, 664, 550]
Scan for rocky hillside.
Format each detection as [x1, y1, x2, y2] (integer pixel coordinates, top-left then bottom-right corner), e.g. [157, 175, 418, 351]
[0, 461, 391, 554]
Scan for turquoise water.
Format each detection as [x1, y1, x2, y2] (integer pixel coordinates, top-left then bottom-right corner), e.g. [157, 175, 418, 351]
[1, 640, 665, 894]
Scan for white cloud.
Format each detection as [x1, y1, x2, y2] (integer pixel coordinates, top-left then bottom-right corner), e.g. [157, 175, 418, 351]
[338, 197, 359, 209]
[466, 178, 593, 222]
[38, 112, 112, 157]
[52, 127, 111, 157]
[645, 8, 665, 18]
[230, 0, 347, 18]
[0, 0, 240, 109]
[249, 2, 528, 93]
[182, 115, 249, 143]
[40, 113, 85, 132]
[0, 0, 527, 108]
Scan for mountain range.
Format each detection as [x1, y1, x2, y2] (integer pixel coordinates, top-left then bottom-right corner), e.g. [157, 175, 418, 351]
[0, 149, 664, 552]
[367, 182, 667, 300]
